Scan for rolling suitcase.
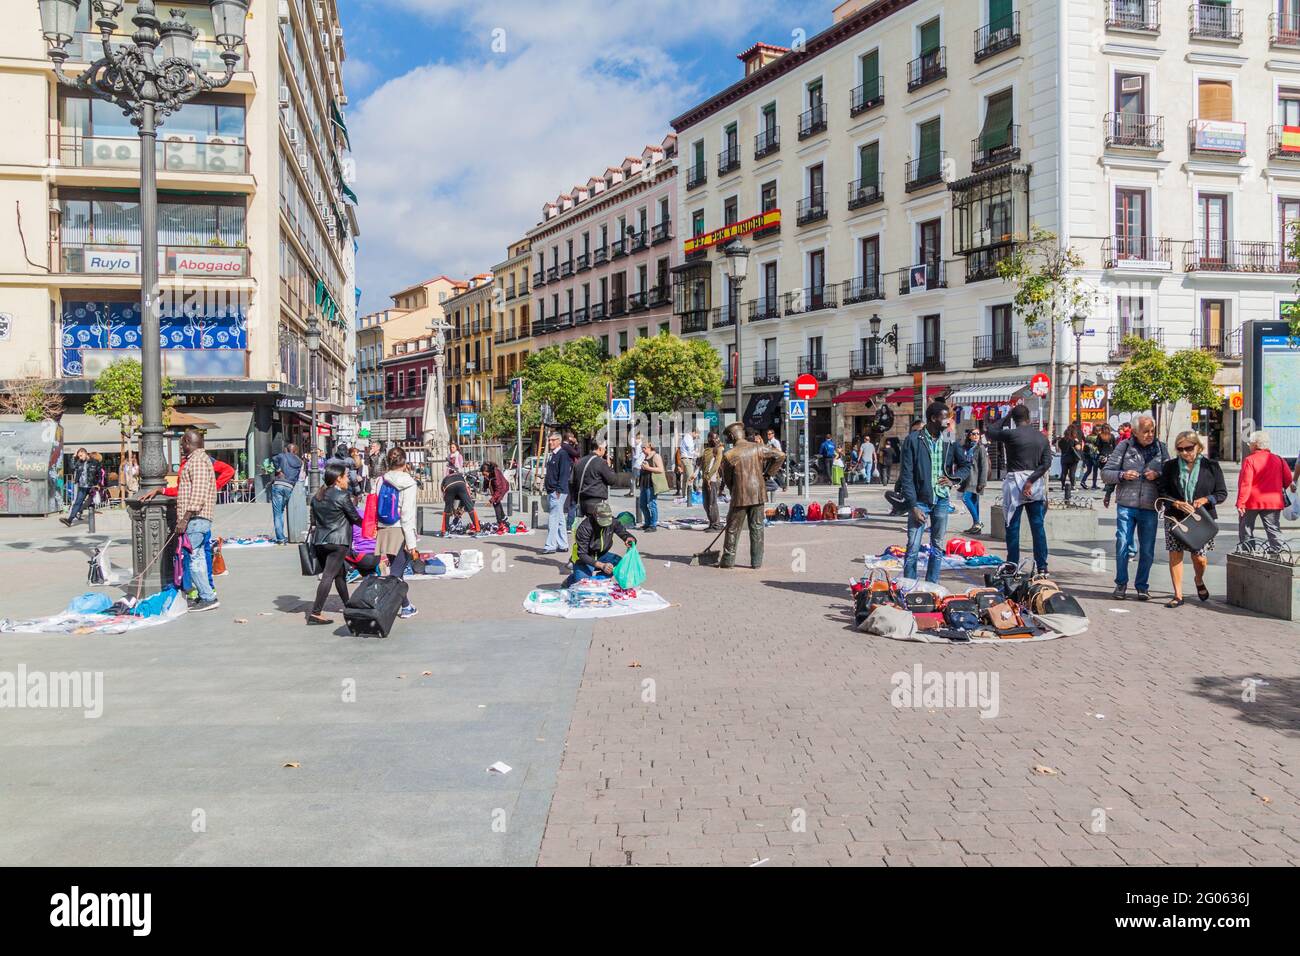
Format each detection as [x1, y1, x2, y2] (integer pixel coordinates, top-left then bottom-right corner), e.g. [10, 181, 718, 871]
[343, 575, 408, 638]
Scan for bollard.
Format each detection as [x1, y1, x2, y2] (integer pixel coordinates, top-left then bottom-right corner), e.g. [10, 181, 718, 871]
[529, 496, 540, 529]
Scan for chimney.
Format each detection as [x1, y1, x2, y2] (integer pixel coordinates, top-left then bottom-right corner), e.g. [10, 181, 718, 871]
[737, 42, 790, 77]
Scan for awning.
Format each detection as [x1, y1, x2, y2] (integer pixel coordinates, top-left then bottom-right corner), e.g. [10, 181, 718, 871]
[330, 100, 352, 151]
[832, 388, 886, 405]
[167, 410, 218, 429]
[178, 409, 253, 451]
[742, 392, 783, 431]
[58, 414, 129, 450]
[884, 385, 948, 404]
[947, 379, 1029, 405]
[340, 178, 358, 204]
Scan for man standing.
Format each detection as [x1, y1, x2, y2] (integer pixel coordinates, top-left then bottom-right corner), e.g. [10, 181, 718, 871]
[628, 434, 644, 498]
[365, 439, 383, 494]
[819, 434, 837, 484]
[571, 435, 618, 519]
[1102, 414, 1167, 600]
[859, 434, 876, 485]
[270, 443, 303, 545]
[174, 429, 220, 611]
[986, 405, 1052, 573]
[698, 430, 725, 531]
[899, 402, 970, 583]
[678, 427, 698, 499]
[719, 422, 785, 569]
[958, 428, 989, 535]
[542, 430, 573, 554]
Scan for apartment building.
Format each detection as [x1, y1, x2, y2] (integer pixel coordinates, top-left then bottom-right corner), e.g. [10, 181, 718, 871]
[356, 308, 403, 422]
[526, 136, 680, 360]
[671, 0, 1294, 456]
[0, 0, 360, 470]
[443, 274, 495, 433]
[490, 239, 532, 404]
[378, 332, 437, 441]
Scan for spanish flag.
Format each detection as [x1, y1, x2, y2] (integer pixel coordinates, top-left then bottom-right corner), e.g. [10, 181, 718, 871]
[1282, 126, 1300, 153]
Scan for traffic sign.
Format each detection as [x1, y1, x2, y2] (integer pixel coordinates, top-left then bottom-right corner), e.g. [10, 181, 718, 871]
[788, 399, 808, 421]
[1030, 373, 1051, 398]
[794, 374, 819, 400]
[610, 398, 632, 422]
[510, 377, 523, 406]
[458, 413, 478, 435]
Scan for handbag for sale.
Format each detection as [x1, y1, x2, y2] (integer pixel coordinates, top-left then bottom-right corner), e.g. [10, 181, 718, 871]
[1157, 497, 1217, 553]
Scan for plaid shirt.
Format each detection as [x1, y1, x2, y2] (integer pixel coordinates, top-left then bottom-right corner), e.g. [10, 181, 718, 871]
[176, 448, 217, 522]
[921, 431, 948, 500]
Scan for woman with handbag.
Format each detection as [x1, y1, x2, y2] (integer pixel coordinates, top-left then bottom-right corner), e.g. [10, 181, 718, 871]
[1157, 431, 1226, 608]
[306, 462, 363, 626]
[638, 440, 666, 532]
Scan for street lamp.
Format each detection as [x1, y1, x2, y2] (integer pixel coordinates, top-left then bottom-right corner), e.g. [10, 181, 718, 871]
[720, 240, 749, 426]
[1069, 311, 1087, 432]
[868, 313, 899, 355]
[306, 314, 322, 491]
[38, 0, 247, 592]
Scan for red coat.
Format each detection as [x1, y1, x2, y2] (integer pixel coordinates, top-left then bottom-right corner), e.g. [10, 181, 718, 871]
[1236, 449, 1291, 511]
[488, 468, 510, 504]
[163, 457, 236, 497]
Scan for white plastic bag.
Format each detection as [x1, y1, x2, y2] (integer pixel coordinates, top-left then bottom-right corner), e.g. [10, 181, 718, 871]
[1285, 487, 1300, 522]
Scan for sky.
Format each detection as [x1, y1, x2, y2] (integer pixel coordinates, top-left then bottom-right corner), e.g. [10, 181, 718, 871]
[336, 0, 829, 313]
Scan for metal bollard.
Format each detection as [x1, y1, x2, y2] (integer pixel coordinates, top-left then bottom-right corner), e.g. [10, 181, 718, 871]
[529, 496, 540, 529]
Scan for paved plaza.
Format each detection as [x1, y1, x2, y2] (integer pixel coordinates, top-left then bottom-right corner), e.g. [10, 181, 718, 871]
[0, 478, 1296, 866]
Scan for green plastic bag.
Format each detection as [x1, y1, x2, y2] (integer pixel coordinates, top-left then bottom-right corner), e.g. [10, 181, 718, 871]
[612, 543, 646, 589]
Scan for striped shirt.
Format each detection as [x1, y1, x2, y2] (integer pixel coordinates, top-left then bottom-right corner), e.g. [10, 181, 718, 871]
[176, 448, 217, 522]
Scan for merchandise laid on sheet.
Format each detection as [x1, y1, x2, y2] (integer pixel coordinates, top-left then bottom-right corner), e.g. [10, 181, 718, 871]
[219, 534, 277, 549]
[1, 587, 188, 635]
[523, 578, 670, 619]
[405, 549, 484, 580]
[861, 544, 1002, 575]
[435, 522, 534, 539]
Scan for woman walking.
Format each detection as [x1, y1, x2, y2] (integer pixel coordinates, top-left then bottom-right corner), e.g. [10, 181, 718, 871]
[1236, 430, 1292, 551]
[307, 462, 363, 626]
[638, 440, 665, 532]
[376, 447, 420, 620]
[1158, 431, 1226, 608]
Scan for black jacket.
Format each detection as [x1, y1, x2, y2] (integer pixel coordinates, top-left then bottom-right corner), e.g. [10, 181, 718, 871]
[309, 486, 362, 547]
[986, 414, 1052, 482]
[544, 449, 573, 494]
[898, 430, 971, 510]
[571, 453, 617, 505]
[1157, 456, 1228, 519]
[574, 515, 634, 567]
[72, 458, 102, 489]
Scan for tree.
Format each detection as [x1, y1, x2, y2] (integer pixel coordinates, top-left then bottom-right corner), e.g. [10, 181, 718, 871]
[1110, 336, 1220, 442]
[0, 377, 63, 423]
[84, 359, 175, 469]
[1284, 228, 1300, 339]
[610, 334, 723, 414]
[996, 226, 1090, 437]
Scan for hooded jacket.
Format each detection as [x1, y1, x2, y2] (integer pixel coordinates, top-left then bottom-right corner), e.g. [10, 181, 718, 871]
[379, 468, 419, 550]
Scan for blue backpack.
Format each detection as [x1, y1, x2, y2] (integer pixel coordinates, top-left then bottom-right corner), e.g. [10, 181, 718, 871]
[377, 479, 401, 526]
[790, 503, 805, 522]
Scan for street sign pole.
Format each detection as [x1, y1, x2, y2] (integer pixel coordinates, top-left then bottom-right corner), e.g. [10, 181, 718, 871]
[803, 418, 809, 501]
[782, 381, 790, 494]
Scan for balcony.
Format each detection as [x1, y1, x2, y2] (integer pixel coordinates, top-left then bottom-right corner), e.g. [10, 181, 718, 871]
[57, 241, 250, 278]
[972, 333, 1019, 369]
[723, 367, 737, 388]
[966, 244, 1015, 283]
[712, 304, 739, 329]
[1109, 327, 1165, 359]
[972, 125, 1021, 171]
[753, 359, 782, 386]
[1184, 240, 1299, 274]
[974, 12, 1021, 61]
[533, 271, 545, 288]
[590, 301, 607, 322]
[687, 162, 707, 189]
[648, 285, 671, 307]
[651, 220, 672, 244]
[850, 350, 885, 378]
[555, 311, 573, 330]
[1272, 12, 1300, 46]
[531, 320, 553, 336]
[546, 265, 559, 281]
[748, 297, 781, 323]
[593, 245, 608, 265]
[627, 291, 649, 312]
[1107, 0, 1161, 32]
[609, 295, 627, 317]
[52, 132, 251, 175]
[842, 275, 885, 305]
[906, 341, 945, 373]
[1188, 2, 1242, 41]
[847, 175, 884, 210]
[505, 287, 517, 301]
[1105, 112, 1164, 150]
[493, 326, 517, 345]
[784, 285, 837, 315]
[681, 310, 710, 334]
[850, 78, 884, 116]
[904, 153, 946, 192]
[1102, 235, 1173, 268]
[798, 356, 829, 381]
[575, 253, 590, 271]
[906, 48, 946, 92]
[685, 248, 708, 263]
[796, 190, 828, 226]
[560, 260, 573, 277]
[1269, 125, 1300, 160]
[629, 231, 650, 253]
[574, 306, 590, 326]
[755, 126, 781, 159]
[718, 145, 741, 176]
[610, 239, 627, 259]
[898, 260, 947, 294]
[493, 375, 511, 390]
[798, 103, 828, 140]
[1189, 119, 1246, 156]
[1191, 326, 1243, 358]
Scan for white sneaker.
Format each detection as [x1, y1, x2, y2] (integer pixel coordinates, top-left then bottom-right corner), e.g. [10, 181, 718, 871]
[399, 605, 418, 619]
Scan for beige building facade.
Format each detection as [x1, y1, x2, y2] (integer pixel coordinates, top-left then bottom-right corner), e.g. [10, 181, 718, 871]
[490, 239, 532, 406]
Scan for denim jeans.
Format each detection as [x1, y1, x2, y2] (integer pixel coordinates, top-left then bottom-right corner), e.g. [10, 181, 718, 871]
[638, 485, 658, 529]
[270, 483, 292, 543]
[861, 461, 874, 485]
[564, 551, 620, 587]
[962, 491, 981, 525]
[546, 491, 569, 551]
[1115, 505, 1158, 590]
[1006, 499, 1048, 572]
[185, 517, 216, 601]
[904, 498, 953, 583]
[67, 486, 90, 522]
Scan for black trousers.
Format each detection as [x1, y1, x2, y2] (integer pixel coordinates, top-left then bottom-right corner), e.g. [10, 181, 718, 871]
[492, 500, 509, 525]
[312, 544, 350, 615]
[703, 479, 721, 528]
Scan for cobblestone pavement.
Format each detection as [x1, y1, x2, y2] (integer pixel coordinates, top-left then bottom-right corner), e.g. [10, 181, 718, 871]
[538, 482, 1300, 867]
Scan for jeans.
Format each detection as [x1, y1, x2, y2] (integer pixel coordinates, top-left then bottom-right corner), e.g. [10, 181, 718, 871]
[878, 463, 892, 486]
[904, 498, 953, 583]
[1080, 458, 1098, 487]
[185, 517, 216, 601]
[861, 461, 874, 485]
[638, 485, 658, 529]
[629, 467, 641, 495]
[270, 483, 292, 543]
[67, 486, 90, 522]
[1115, 505, 1158, 591]
[962, 491, 981, 525]
[1006, 499, 1048, 572]
[546, 491, 569, 550]
[565, 551, 620, 587]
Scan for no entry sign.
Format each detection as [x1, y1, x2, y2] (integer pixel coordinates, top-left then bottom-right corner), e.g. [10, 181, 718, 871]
[794, 373, 819, 400]
[1030, 373, 1051, 398]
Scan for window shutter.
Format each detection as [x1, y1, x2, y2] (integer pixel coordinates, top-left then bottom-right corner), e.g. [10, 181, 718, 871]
[861, 50, 879, 98]
[979, 90, 1014, 151]
[989, 0, 1013, 30]
[1198, 80, 1233, 121]
[860, 142, 879, 184]
[920, 19, 941, 54]
[919, 119, 941, 176]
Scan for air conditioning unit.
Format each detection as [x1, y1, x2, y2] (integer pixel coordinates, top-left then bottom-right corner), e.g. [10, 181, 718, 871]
[278, 85, 290, 107]
[296, 150, 308, 170]
[327, 62, 336, 75]
[333, 26, 344, 39]
[204, 135, 235, 173]
[338, 94, 348, 106]
[96, 137, 141, 166]
[160, 133, 196, 171]
[315, 4, 324, 22]
[278, 0, 289, 23]
[287, 126, 298, 144]
[315, 188, 325, 204]
[321, 30, 330, 49]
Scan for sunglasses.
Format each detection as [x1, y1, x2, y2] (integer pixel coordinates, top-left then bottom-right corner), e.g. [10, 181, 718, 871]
[1176, 445, 1197, 452]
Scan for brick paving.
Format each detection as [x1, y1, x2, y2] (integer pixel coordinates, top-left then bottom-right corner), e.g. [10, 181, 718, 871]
[537, 488, 1300, 867]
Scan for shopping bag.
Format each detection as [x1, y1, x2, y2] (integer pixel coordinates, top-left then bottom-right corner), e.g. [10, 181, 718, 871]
[1285, 487, 1300, 522]
[361, 493, 379, 539]
[612, 543, 646, 589]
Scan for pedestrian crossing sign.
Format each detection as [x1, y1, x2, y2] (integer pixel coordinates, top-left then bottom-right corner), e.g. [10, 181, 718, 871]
[611, 398, 632, 422]
[788, 399, 808, 421]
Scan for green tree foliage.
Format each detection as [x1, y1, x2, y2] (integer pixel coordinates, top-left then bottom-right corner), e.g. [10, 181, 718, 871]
[477, 398, 535, 442]
[995, 226, 1089, 328]
[84, 359, 174, 462]
[1284, 228, 1300, 338]
[1110, 336, 1220, 440]
[519, 337, 611, 437]
[610, 334, 723, 414]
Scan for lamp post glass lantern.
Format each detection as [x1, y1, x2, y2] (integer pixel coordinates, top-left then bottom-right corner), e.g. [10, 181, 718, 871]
[36, 0, 249, 593]
[721, 241, 749, 427]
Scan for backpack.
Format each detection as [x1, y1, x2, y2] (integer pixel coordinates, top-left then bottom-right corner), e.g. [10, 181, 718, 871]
[822, 502, 838, 520]
[790, 503, 806, 522]
[807, 501, 822, 521]
[775, 503, 790, 521]
[377, 478, 401, 526]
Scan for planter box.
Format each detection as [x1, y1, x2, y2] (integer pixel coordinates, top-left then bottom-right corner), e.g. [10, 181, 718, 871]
[1227, 552, 1300, 621]
[988, 502, 1101, 545]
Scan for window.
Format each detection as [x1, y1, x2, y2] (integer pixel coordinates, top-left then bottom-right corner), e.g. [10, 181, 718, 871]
[761, 180, 778, 212]
[1281, 198, 1300, 259]
[860, 235, 880, 283]
[808, 249, 826, 295]
[1117, 296, 1146, 334]
[918, 117, 942, 178]
[762, 102, 776, 132]
[808, 162, 824, 199]
[724, 122, 738, 153]
[1197, 79, 1233, 121]
[920, 18, 941, 55]
[659, 322, 669, 335]
[438, 291, 447, 303]
[762, 261, 778, 311]
[692, 209, 705, 236]
[1114, 188, 1148, 258]
[989, 0, 1014, 30]
[807, 335, 824, 369]
[860, 50, 880, 100]
[921, 315, 941, 361]
[1201, 299, 1227, 349]
[859, 141, 879, 186]
[991, 303, 1013, 353]
[808, 79, 823, 108]
[919, 218, 942, 269]
[1197, 193, 1229, 263]
[618, 331, 628, 353]
[724, 196, 739, 226]
[978, 89, 1014, 154]
[638, 326, 648, 339]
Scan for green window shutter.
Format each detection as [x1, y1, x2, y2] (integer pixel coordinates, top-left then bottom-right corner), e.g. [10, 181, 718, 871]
[861, 50, 879, 98]
[919, 120, 941, 176]
[859, 142, 879, 184]
[979, 90, 1014, 151]
[988, 0, 1013, 30]
[920, 19, 941, 54]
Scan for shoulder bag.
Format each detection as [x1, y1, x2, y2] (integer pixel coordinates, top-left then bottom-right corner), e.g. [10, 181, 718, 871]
[650, 455, 669, 495]
[299, 500, 323, 576]
[1156, 496, 1217, 553]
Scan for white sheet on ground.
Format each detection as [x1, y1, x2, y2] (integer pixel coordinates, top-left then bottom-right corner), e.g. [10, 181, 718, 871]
[523, 587, 670, 619]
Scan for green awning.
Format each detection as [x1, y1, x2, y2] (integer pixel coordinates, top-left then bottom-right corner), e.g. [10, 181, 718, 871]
[315, 279, 340, 324]
[860, 50, 879, 99]
[989, 0, 1013, 31]
[859, 142, 879, 183]
[340, 179, 358, 204]
[329, 100, 351, 151]
[979, 90, 1014, 151]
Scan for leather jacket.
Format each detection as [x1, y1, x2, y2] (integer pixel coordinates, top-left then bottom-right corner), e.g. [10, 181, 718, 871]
[721, 438, 785, 508]
[72, 457, 102, 489]
[309, 486, 362, 547]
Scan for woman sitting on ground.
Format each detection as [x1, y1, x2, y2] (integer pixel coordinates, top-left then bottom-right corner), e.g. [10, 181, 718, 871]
[307, 462, 363, 626]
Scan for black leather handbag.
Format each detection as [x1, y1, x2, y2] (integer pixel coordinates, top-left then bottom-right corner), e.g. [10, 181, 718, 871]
[1157, 497, 1217, 553]
[298, 514, 322, 576]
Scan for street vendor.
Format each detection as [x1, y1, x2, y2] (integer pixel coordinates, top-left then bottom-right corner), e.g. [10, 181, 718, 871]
[566, 500, 637, 586]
